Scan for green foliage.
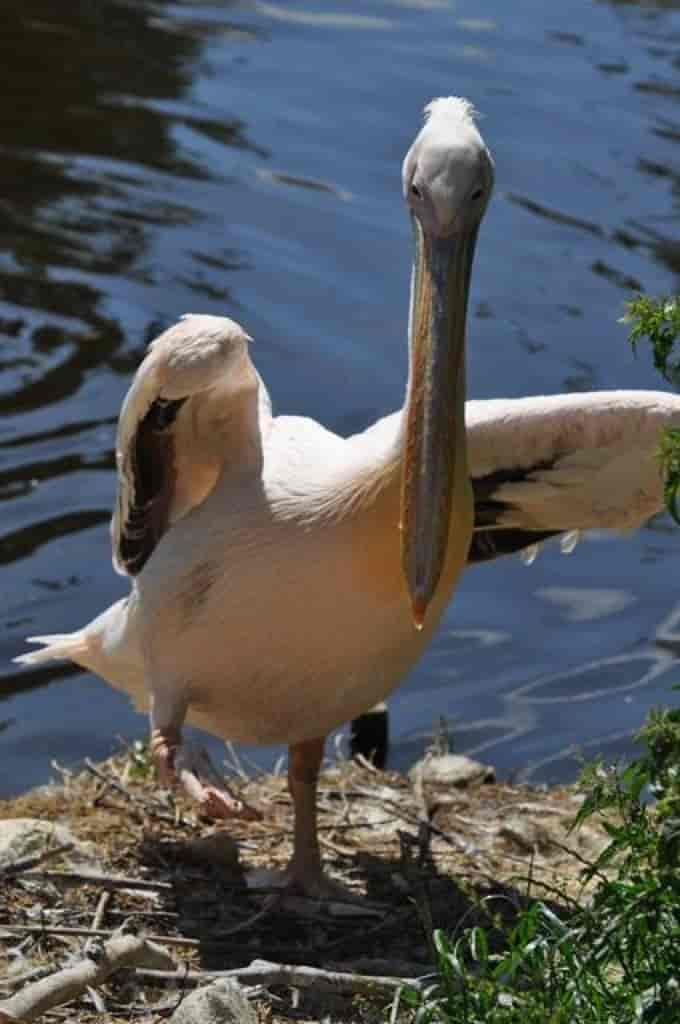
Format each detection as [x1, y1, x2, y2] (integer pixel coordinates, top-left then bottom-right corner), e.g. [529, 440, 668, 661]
[622, 295, 680, 522]
[657, 428, 680, 527]
[124, 738, 154, 781]
[622, 295, 680, 385]
[400, 705, 680, 1023]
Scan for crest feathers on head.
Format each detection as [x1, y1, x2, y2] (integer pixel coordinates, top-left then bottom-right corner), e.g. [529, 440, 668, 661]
[423, 96, 478, 126]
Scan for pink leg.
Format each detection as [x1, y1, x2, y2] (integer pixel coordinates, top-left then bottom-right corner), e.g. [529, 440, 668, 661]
[245, 738, 368, 903]
[151, 724, 183, 782]
[149, 695, 259, 820]
[286, 737, 326, 891]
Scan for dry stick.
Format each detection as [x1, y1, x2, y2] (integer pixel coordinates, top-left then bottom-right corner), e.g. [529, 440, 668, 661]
[20, 869, 172, 893]
[86, 894, 111, 955]
[318, 835, 357, 858]
[0, 844, 74, 880]
[388, 985, 404, 1024]
[0, 933, 175, 1024]
[508, 873, 581, 910]
[352, 784, 471, 853]
[353, 753, 380, 775]
[330, 957, 431, 978]
[211, 893, 282, 938]
[154, 895, 282, 943]
[548, 837, 611, 884]
[0, 968, 53, 995]
[410, 760, 434, 865]
[398, 831, 435, 962]
[133, 958, 424, 997]
[321, 908, 412, 954]
[0, 924, 200, 949]
[405, 768, 438, 961]
[83, 758, 177, 825]
[83, 892, 112, 1014]
[108, 908, 180, 920]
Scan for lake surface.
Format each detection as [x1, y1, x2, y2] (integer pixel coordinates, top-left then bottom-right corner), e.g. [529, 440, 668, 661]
[1, 0, 679, 797]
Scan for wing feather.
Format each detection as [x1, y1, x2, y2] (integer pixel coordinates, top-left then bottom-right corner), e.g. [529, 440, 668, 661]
[467, 390, 680, 563]
[112, 314, 270, 576]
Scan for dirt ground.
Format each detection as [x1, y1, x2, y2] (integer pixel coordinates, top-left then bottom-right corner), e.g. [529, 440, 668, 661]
[0, 748, 609, 1022]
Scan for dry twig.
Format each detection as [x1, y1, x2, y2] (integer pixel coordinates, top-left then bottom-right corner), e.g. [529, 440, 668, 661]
[84, 758, 177, 824]
[0, 844, 74, 880]
[82, 892, 112, 1012]
[0, 924, 199, 949]
[19, 869, 172, 892]
[0, 933, 175, 1023]
[133, 957, 423, 997]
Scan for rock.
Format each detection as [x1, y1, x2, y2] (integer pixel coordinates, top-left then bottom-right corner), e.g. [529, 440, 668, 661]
[409, 754, 495, 789]
[170, 980, 256, 1024]
[500, 815, 554, 854]
[0, 819, 97, 870]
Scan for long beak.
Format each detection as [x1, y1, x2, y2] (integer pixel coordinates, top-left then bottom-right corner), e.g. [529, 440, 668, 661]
[400, 219, 477, 629]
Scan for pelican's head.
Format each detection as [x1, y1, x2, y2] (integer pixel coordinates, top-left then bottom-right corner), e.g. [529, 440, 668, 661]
[400, 98, 493, 628]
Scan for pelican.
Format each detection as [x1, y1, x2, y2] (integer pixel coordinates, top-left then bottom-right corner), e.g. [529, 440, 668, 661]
[15, 98, 680, 897]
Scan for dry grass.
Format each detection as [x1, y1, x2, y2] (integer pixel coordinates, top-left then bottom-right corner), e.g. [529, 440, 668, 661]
[0, 748, 608, 1022]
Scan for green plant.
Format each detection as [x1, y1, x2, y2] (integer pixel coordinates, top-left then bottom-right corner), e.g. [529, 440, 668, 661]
[622, 295, 680, 521]
[124, 738, 155, 781]
[622, 296, 680, 385]
[401, 706, 680, 1023]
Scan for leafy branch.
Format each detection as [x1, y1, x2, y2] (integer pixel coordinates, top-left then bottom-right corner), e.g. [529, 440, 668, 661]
[622, 294, 680, 522]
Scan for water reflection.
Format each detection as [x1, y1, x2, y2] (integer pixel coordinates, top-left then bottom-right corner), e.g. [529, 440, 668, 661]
[0, 1, 263, 391]
[510, 651, 673, 704]
[1, 0, 680, 795]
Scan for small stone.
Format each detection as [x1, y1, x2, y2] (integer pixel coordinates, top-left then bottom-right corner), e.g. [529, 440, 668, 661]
[170, 980, 256, 1024]
[409, 754, 495, 789]
[500, 815, 553, 854]
[0, 819, 97, 870]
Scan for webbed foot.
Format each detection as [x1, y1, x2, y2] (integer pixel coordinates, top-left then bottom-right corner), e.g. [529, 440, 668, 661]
[150, 730, 260, 821]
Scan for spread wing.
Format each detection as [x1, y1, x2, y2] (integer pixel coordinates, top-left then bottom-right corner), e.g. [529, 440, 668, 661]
[112, 314, 271, 576]
[466, 390, 680, 563]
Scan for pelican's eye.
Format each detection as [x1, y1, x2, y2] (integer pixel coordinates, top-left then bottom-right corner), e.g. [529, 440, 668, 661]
[410, 183, 422, 199]
[470, 187, 484, 201]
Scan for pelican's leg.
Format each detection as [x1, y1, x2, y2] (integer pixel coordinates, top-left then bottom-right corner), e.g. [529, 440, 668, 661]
[149, 691, 186, 785]
[278, 738, 367, 901]
[245, 738, 366, 902]
[149, 691, 259, 820]
[286, 737, 326, 891]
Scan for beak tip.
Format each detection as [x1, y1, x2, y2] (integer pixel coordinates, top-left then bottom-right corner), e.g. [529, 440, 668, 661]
[411, 595, 428, 631]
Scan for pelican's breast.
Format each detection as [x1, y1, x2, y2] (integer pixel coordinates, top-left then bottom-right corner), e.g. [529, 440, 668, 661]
[134, 413, 471, 745]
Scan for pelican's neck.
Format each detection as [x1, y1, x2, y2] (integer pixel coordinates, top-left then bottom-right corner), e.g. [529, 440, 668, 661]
[330, 340, 468, 523]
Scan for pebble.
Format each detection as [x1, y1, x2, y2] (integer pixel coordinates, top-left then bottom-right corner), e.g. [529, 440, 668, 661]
[0, 818, 97, 870]
[170, 980, 256, 1024]
[409, 754, 495, 788]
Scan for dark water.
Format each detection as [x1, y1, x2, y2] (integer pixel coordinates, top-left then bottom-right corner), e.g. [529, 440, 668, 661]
[1, 0, 680, 797]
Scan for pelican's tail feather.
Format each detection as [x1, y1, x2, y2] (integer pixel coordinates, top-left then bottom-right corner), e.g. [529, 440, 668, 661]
[14, 631, 90, 667]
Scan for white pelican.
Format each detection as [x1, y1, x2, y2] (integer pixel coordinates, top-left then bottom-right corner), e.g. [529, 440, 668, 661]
[15, 98, 680, 897]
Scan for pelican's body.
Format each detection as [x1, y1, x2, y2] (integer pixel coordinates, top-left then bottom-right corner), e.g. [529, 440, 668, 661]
[16, 99, 680, 896]
[84, 387, 471, 746]
[21, 382, 680, 742]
